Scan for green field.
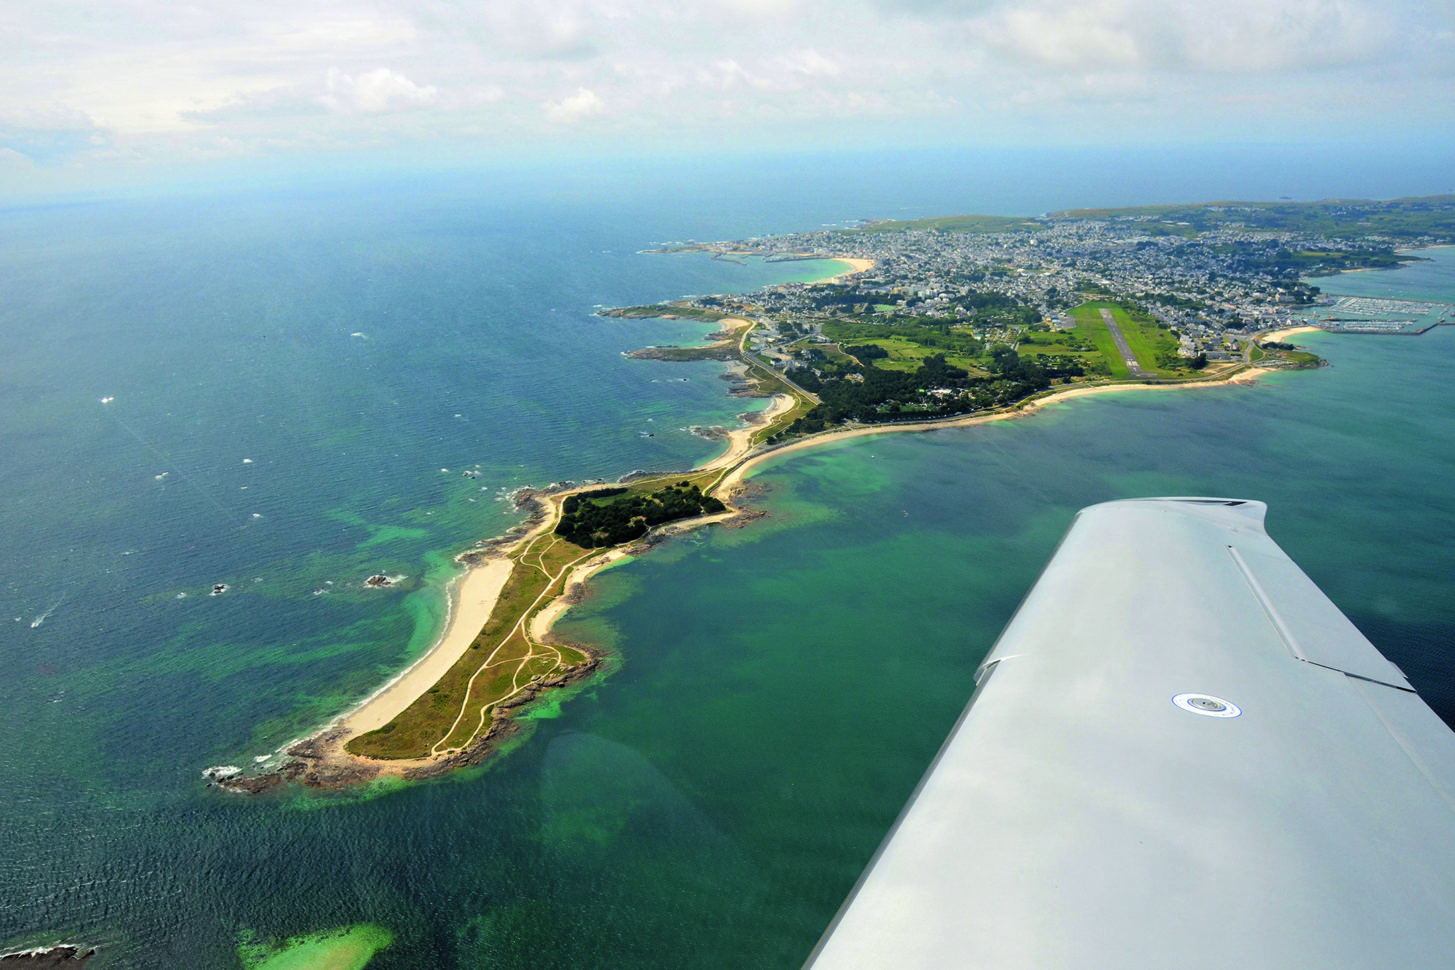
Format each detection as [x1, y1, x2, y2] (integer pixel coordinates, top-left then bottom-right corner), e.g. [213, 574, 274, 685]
[817, 302, 1198, 381]
[1068, 302, 1195, 379]
[842, 335, 983, 374]
[1015, 328, 1104, 372]
[1051, 196, 1455, 240]
[822, 318, 984, 366]
[603, 302, 733, 322]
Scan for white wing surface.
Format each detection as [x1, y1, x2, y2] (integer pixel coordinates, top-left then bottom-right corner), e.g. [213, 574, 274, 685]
[805, 497, 1455, 970]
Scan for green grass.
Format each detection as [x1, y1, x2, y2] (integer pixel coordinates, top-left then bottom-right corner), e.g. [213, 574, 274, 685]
[1070, 302, 1191, 380]
[821, 318, 985, 359]
[347, 536, 597, 760]
[1070, 303, 1130, 378]
[1049, 196, 1455, 239]
[1065, 303, 1198, 378]
[604, 303, 733, 321]
[1016, 330, 1103, 370]
[844, 335, 981, 373]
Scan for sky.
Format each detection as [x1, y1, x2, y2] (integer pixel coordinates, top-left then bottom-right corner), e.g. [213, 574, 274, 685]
[2, 0, 1453, 195]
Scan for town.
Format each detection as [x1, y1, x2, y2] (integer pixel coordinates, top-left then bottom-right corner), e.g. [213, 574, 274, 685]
[612, 196, 1455, 436]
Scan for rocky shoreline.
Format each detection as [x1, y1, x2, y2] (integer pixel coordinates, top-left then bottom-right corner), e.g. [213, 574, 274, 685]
[210, 653, 604, 794]
[0, 946, 95, 967]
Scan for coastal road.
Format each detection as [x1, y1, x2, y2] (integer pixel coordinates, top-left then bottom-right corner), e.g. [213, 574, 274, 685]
[738, 320, 822, 404]
[1100, 308, 1151, 378]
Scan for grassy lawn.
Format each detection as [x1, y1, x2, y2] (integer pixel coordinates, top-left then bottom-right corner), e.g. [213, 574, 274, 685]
[606, 302, 732, 322]
[1071, 301, 1190, 379]
[1070, 303, 1130, 378]
[844, 335, 980, 373]
[1016, 329, 1104, 373]
[747, 392, 814, 448]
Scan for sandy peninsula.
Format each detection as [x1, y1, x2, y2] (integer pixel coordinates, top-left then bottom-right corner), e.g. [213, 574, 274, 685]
[338, 559, 514, 735]
[226, 269, 1295, 791]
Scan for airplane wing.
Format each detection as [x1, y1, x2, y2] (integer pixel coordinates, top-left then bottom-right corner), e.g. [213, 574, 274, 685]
[805, 497, 1455, 969]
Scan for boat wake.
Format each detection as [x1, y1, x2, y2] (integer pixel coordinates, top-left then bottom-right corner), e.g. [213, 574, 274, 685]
[30, 594, 65, 629]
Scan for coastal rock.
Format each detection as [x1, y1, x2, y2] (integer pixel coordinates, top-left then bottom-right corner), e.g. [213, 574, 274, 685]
[0, 946, 96, 967]
[210, 656, 604, 793]
[364, 574, 394, 588]
[721, 510, 769, 529]
[725, 481, 769, 502]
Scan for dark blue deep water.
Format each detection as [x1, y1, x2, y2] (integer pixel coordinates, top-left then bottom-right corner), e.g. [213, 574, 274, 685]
[1, 156, 1452, 968]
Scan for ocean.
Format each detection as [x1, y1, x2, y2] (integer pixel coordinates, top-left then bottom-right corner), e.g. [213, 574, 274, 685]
[1, 152, 1453, 968]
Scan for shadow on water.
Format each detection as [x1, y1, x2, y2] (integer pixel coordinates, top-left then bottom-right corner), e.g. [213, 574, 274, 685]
[452, 733, 760, 969]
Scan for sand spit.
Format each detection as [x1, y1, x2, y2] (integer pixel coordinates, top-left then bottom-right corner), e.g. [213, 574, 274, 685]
[221, 307, 1280, 791]
[338, 559, 514, 736]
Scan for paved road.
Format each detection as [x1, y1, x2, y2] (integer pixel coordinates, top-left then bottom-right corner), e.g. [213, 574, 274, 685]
[740, 322, 821, 403]
[1100, 307, 1151, 378]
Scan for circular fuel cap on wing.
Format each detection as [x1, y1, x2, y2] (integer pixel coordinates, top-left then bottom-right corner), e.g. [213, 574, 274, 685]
[1173, 693, 1242, 718]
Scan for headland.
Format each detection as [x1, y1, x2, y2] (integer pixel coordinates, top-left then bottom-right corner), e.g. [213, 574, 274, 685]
[216, 195, 1455, 792]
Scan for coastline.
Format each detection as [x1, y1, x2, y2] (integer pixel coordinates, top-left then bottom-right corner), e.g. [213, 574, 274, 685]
[228, 257, 1289, 791]
[818, 257, 874, 282]
[223, 391, 797, 791]
[1262, 325, 1320, 342]
[264, 367, 1263, 790]
[336, 559, 515, 736]
[716, 368, 1270, 494]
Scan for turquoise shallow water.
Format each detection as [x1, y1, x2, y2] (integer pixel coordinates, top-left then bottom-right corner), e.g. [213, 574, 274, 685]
[2, 163, 1453, 968]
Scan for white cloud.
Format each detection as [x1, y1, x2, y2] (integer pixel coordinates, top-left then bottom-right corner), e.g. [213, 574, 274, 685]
[0, 145, 36, 168]
[273, 16, 419, 54]
[988, 4, 1141, 70]
[465, 4, 602, 59]
[0, 107, 109, 162]
[543, 87, 605, 123]
[970, 0, 1392, 74]
[781, 48, 841, 77]
[0, 0, 1450, 181]
[321, 67, 439, 115]
[718, 0, 800, 16]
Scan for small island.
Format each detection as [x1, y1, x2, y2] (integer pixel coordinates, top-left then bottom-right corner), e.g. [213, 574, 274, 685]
[215, 195, 1454, 793]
